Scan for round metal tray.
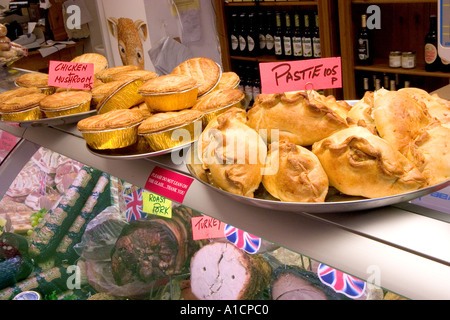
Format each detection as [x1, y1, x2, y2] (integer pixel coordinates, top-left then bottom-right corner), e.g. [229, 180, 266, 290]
[1, 110, 96, 127]
[86, 140, 195, 160]
[185, 145, 450, 213]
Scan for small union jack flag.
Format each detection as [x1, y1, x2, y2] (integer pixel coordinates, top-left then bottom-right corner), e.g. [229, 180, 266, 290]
[224, 224, 261, 254]
[123, 187, 145, 222]
[317, 263, 366, 299]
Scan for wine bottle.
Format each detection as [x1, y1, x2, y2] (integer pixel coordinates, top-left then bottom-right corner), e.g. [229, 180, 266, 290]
[283, 11, 293, 59]
[229, 13, 239, 55]
[247, 11, 259, 57]
[302, 14, 313, 59]
[258, 11, 266, 55]
[356, 14, 372, 65]
[265, 11, 275, 56]
[274, 11, 284, 59]
[238, 12, 248, 56]
[425, 15, 441, 72]
[292, 12, 303, 59]
[312, 13, 321, 58]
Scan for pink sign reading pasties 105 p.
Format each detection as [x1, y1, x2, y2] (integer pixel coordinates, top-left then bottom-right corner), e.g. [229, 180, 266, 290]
[144, 166, 194, 204]
[259, 57, 342, 94]
[48, 60, 95, 90]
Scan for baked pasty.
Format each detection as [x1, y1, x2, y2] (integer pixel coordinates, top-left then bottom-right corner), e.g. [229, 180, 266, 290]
[312, 126, 426, 198]
[348, 91, 377, 134]
[373, 89, 434, 155]
[406, 122, 450, 186]
[399, 87, 450, 128]
[247, 90, 351, 146]
[198, 107, 267, 198]
[262, 140, 329, 202]
[172, 57, 221, 97]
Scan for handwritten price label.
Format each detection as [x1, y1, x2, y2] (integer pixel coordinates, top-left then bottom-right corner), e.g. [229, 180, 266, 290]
[142, 192, 172, 218]
[259, 57, 342, 94]
[48, 60, 94, 90]
[191, 216, 225, 241]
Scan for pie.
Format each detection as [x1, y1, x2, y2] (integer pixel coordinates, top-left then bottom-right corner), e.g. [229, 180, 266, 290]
[96, 65, 140, 82]
[15, 72, 49, 88]
[71, 53, 108, 75]
[137, 109, 203, 134]
[40, 91, 92, 111]
[78, 108, 144, 132]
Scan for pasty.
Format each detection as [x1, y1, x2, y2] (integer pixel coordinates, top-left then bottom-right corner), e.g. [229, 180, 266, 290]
[312, 126, 426, 198]
[262, 140, 329, 202]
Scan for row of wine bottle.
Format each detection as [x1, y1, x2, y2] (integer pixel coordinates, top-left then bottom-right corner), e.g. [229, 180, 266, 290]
[229, 9, 321, 60]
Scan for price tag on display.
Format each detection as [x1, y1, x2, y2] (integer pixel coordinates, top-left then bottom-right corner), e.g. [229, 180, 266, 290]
[259, 57, 342, 94]
[191, 216, 225, 241]
[144, 166, 194, 203]
[142, 192, 172, 218]
[48, 60, 94, 90]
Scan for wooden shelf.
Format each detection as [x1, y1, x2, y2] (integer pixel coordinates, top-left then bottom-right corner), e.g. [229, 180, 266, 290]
[352, 0, 437, 4]
[354, 61, 450, 78]
[225, 1, 317, 6]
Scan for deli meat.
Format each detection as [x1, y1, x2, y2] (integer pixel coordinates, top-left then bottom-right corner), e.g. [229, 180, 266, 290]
[189, 241, 272, 300]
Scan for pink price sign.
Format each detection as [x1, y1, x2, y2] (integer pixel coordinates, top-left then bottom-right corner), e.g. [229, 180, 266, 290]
[48, 60, 95, 90]
[191, 216, 225, 241]
[259, 57, 342, 94]
[144, 166, 194, 204]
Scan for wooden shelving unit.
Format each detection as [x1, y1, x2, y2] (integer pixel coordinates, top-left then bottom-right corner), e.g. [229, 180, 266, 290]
[214, 0, 341, 97]
[339, 0, 450, 100]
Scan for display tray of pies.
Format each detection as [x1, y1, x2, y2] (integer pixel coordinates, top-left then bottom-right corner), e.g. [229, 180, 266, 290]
[86, 140, 195, 160]
[0, 109, 96, 127]
[185, 88, 450, 213]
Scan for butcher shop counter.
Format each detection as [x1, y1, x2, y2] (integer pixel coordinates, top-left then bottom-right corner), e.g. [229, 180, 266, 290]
[1, 67, 450, 300]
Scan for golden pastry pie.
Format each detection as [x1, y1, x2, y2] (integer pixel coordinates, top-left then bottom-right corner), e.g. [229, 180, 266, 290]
[312, 126, 426, 199]
[192, 88, 245, 126]
[214, 72, 240, 90]
[0, 93, 46, 121]
[15, 72, 49, 88]
[373, 89, 434, 155]
[39, 91, 92, 118]
[96, 78, 145, 114]
[262, 140, 329, 202]
[96, 65, 140, 82]
[138, 74, 199, 112]
[0, 87, 40, 103]
[347, 91, 377, 134]
[247, 90, 351, 146]
[138, 109, 203, 150]
[71, 53, 108, 76]
[131, 102, 152, 119]
[109, 69, 158, 82]
[399, 87, 450, 128]
[406, 122, 450, 186]
[77, 108, 144, 150]
[91, 81, 123, 107]
[198, 107, 267, 198]
[171, 57, 221, 97]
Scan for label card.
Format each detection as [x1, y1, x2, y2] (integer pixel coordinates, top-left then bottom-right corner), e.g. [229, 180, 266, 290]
[142, 192, 172, 218]
[48, 60, 94, 90]
[259, 57, 342, 94]
[191, 216, 225, 241]
[144, 166, 194, 203]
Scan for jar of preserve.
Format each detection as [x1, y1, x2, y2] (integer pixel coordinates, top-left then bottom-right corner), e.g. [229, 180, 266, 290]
[389, 51, 402, 68]
[402, 51, 416, 69]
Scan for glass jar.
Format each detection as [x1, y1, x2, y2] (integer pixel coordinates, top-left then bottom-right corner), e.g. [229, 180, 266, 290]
[401, 51, 416, 69]
[389, 51, 402, 68]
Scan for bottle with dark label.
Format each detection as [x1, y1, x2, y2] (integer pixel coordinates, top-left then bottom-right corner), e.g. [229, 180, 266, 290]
[265, 11, 275, 56]
[247, 11, 259, 56]
[238, 12, 248, 56]
[312, 13, 321, 58]
[283, 12, 293, 59]
[274, 11, 284, 59]
[425, 15, 441, 72]
[357, 14, 372, 65]
[229, 13, 239, 55]
[292, 12, 303, 59]
[258, 11, 266, 55]
[252, 65, 261, 107]
[302, 14, 313, 58]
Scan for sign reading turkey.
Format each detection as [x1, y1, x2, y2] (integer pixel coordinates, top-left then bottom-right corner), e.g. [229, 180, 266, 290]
[191, 216, 225, 241]
[48, 60, 94, 90]
[259, 57, 342, 94]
